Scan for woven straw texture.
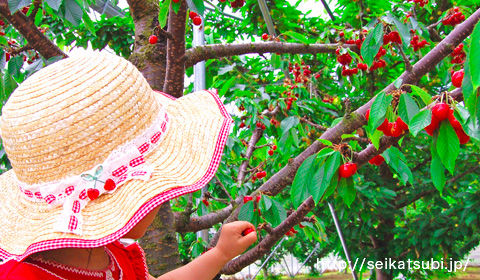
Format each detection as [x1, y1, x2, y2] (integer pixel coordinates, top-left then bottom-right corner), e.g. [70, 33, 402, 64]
[0, 51, 233, 260]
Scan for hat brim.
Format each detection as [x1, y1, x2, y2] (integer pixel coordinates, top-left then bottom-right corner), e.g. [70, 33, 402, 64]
[0, 89, 233, 261]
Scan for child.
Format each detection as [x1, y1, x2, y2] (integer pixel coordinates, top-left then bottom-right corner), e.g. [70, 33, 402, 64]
[0, 51, 257, 279]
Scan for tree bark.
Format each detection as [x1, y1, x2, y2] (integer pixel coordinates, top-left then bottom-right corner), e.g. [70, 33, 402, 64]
[127, 0, 167, 90]
[139, 202, 181, 277]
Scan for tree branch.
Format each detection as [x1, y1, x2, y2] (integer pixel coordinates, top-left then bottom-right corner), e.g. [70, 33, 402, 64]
[174, 205, 234, 233]
[220, 197, 315, 274]
[163, 0, 187, 97]
[184, 42, 357, 68]
[0, 0, 65, 59]
[237, 127, 264, 185]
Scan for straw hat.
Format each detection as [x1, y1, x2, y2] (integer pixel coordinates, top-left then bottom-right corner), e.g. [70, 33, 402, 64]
[0, 51, 233, 262]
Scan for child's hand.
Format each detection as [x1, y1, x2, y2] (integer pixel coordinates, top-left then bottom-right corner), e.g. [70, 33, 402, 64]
[215, 221, 257, 261]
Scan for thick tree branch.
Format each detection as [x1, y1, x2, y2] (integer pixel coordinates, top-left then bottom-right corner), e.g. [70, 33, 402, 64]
[0, 0, 64, 59]
[174, 205, 233, 233]
[184, 42, 356, 68]
[220, 197, 315, 274]
[163, 0, 187, 97]
[237, 127, 264, 185]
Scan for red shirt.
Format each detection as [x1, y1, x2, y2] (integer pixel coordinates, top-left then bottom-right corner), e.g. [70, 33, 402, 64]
[0, 241, 149, 280]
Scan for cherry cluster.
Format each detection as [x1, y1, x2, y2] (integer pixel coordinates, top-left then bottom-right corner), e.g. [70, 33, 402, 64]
[425, 103, 470, 144]
[407, 0, 428, 7]
[368, 155, 385, 166]
[335, 49, 360, 76]
[442, 7, 465, 26]
[410, 33, 429, 51]
[451, 43, 465, 64]
[366, 109, 409, 137]
[268, 145, 277, 156]
[383, 31, 402, 45]
[370, 46, 387, 71]
[288, 62, 312, 85]
[189, 11, 202, 26]
[243, 195, 262, 216]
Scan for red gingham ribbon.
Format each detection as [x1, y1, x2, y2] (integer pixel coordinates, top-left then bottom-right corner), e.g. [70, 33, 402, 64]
[44, 195, 56, 204]
[65, 186, 75, 195]
[129, 156, 145, 168]
[34, 192, 43, 200]
[151, 131, 162, 144]
[78, 189, 87, 200]
[112, 165, 128, 177]
[68, 215, 78, 231]
[72, 201, 81, 214]
[138, 142, 150, 154]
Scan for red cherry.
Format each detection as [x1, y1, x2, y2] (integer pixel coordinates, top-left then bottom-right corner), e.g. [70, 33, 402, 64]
[431, 103, 450, 121]
[189, 11, 198, 20]
[256, 195, 261, 203]
[339, 31, 344, 37]
[87, 188, 100, 200]
[365, 109, 370, 121]
[451, 70, 464, 88]
[424, 114, 440, 136]
[202, 199, 210, 207]
[368, 155, 385, 166]
[149, 35, 158, 44]
[243, 196, 253, 203]
[447, 109, 462, 130]
[455, 127, 470, 144]
[377, 118, 389, 132]
[396, 117, 409, 131]
[272, 145, 277, 151]
[192, 16, 202, 26]
[239, 122, 245, 128]
[261, 33, 269, 40]
[242, 228, 255, 236]
[256, 171, 267, 179]
[268, 149, 274, 156]
[339, 162, 357, 178]
[299, 223, 305, 228]
[357, 63, 368, 71]
[104, 179, 116, 191]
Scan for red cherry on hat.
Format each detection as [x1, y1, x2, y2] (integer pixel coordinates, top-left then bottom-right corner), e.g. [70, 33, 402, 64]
[104, 179, 116, 191]
[87, 188, 100, 200]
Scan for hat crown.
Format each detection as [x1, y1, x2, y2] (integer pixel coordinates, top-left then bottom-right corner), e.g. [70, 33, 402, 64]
[0, 51, 160, 184]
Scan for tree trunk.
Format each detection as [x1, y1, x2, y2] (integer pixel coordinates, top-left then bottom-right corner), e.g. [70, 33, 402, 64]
[139, 202, 181, 277]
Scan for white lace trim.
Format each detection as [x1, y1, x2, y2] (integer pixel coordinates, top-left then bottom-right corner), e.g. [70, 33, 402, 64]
[16, 109, 170, 235]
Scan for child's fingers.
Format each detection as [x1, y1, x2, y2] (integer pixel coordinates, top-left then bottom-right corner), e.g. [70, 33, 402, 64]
[226, 221, 255, 235]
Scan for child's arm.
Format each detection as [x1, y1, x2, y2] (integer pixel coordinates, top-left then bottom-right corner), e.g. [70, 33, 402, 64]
[154, 221, 257, 280]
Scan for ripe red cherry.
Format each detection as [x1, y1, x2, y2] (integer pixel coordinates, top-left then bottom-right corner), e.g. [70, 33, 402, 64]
[149, 35, 158, 44]
[368, 155, 385, 166]
[451, 69, 464, 88]
[202, 199, 210, 207]
[268, 149, 274, 156]
[243, 196, 253, 203]
[365, 109, 370, 121]
[242, 228, 255, 236]
[339, 31, 344, 37]
[239, 122, 245, 128]
[377, 118, 389, 132]
[256, 171, 267, 179]
[272, 145, 277, 151]
[339, 162, 357, 178]
[396, 117, 409, 131]
[261, 33, 269, 40]
[189, 11, 198, 20]
[256, 195, 261, 203]
[192, 16, 202, 26]
[431, 103, 450, 121]
[424, 114, 440, 136]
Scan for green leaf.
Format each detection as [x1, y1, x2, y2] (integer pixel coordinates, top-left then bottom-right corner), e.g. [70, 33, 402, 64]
[191, 0, 205, 15]
[318, 139, 333, 146]
[271, 53, 281, 69]
[383, 147, 413, 185]
[309, 152, 342, 203]
[468, 21, 480, 90]
[367, 91, 392, 134]
[398, 94, 419, 124]
[409, 85, 432, 106]
[7, 55, 24, 77]
[8, 0, 31, 13]
[361, 23, 384, 67]
[280, 116, 299, 135]
[338, 177, 356, 207]
[260, 195, 272, 211]
[45, 0, 62, 11]
[283, 31, 310, 44]
[219, 76, 236, 97]
[158, 0, 171, 28]
[316, 147, 335, 159]
[290, 154, 316, 207]
[436, 121, 460, 174]
[266, 199, 287, 227]
[63, 0, 83, 26]
[34, 8, 44, 25]
[431, 153, 446, 193]
[409, 110, 431, 137]
[369, 128, 383, 149]
[82, 13, 96, 36]
[238, 201, 254, 222]
[393, 78, 403, 89]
